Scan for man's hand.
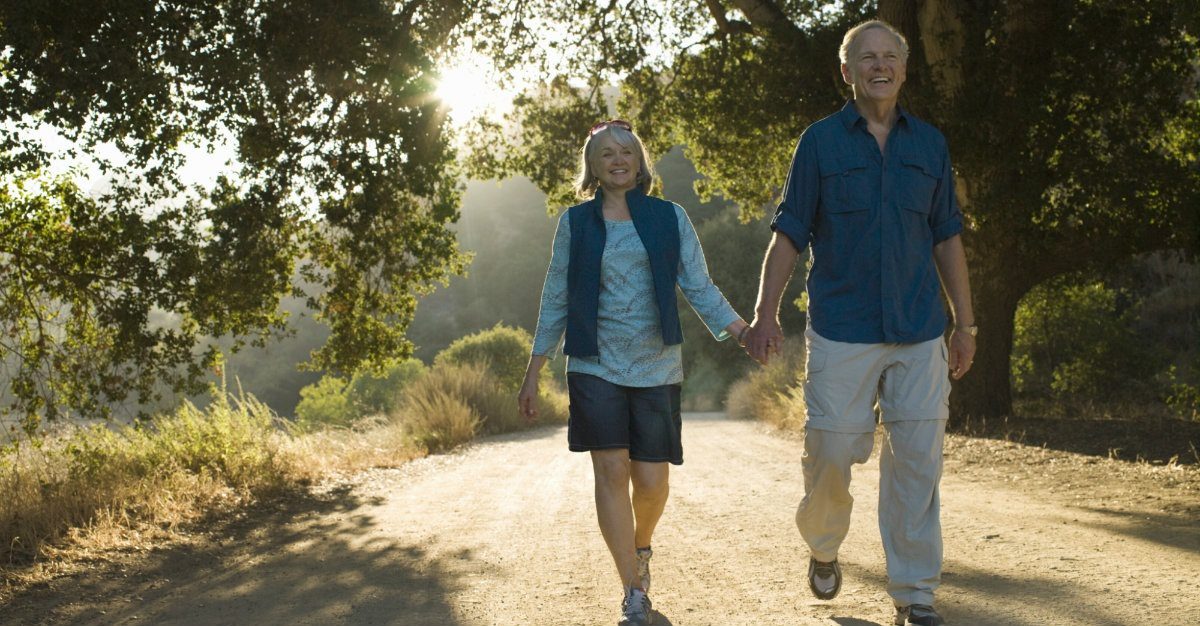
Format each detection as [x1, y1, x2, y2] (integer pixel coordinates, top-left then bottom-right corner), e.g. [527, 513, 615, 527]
[517, 376, 539, 423]
[948, 328, 976, 380]
[747, 317, 784, 366]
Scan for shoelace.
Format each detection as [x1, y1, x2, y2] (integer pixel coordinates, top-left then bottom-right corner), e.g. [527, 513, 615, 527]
[624, 590, 650, 618]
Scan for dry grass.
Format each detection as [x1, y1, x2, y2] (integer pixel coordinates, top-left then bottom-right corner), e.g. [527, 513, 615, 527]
[725, 348, 806, 429]
[0, 391, 291, 571]
[276, 418, 420, 480]
[395, 361, 568, 446]
[403, 386, 482, 453]
[0, 362, 570, 596]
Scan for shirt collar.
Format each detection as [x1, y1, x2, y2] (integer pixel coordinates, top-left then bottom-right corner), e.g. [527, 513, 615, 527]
[839, 99, 911, 131]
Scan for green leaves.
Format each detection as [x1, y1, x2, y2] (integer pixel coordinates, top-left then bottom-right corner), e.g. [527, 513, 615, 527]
[0, 1, 478, 428]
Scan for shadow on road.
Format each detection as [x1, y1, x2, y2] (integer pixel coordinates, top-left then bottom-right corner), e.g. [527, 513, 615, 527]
[940, 561, 1128, 626]
[1076, 506, 1200, 554]
[950, 415, 1200, 466]
[831, 617, 885, 626]
[3, 485, 464, 626]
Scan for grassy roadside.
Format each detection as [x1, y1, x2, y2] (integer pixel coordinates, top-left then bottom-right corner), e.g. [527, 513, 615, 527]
[0, 363, 567, 598]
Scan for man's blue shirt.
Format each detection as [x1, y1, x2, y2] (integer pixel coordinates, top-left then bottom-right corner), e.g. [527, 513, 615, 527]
[771, 101, 963, 344]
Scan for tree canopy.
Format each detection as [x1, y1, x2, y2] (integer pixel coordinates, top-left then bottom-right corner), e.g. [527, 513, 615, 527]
[476, 0, 1200, 418]
[1, 0, 1197, 427]
[0, 1, 481, 429]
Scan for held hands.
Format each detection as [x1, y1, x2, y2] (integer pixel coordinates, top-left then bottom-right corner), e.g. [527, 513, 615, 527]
[744, 317, 784, 366]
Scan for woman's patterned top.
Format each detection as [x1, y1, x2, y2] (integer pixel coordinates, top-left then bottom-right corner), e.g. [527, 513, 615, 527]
[531, 203, 741, 387]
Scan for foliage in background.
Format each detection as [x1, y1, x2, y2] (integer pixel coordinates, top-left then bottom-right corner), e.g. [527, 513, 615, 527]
[1165, 363, 1200, 422]
[293, 376, 356, 431]
[467, 0, 1200, 420]
[348, 358, 429, 416]
[0, 1, 484, 429]
[1012, 277, 1160, 400]
[434, 323, 532, 392]
[1012, 252, 1200, 419]
[294, 358, 427, 431]
[295, 323, 568, 435]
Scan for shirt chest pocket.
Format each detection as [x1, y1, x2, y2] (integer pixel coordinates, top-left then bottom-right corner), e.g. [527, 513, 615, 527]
[896, 153, 941, 215]
[817, 154, 871, 213]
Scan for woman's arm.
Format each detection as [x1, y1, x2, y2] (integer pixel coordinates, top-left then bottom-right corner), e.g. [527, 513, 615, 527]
[521, 211, 571, 419]
[673, 204, 745, 341]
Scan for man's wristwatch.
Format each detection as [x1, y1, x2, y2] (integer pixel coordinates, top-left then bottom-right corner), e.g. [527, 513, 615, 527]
[957, 324, 978, 337]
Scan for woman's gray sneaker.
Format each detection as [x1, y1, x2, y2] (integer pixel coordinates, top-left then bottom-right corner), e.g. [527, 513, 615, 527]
[636, 547, 653, 592]
[894, 604, 944, 626]
[619, 587, 653, 626]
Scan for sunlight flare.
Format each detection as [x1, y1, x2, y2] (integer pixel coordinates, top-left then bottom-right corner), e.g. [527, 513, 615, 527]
[434, 55, 515, 125]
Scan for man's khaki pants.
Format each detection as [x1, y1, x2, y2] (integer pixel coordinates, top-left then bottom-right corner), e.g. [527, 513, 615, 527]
[796, 328, 950, 606]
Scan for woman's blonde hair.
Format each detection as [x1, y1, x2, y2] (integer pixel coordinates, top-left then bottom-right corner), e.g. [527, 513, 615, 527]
[574, 124, 655, 199]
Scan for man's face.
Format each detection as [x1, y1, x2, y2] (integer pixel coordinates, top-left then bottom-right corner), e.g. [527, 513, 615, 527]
[841, 27, 907, 107]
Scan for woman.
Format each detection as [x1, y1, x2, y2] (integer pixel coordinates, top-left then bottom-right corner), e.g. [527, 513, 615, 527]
[517, 120, 748, 626]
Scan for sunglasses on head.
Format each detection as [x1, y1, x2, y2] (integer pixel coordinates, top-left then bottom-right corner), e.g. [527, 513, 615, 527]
[588, 119, 633, 136]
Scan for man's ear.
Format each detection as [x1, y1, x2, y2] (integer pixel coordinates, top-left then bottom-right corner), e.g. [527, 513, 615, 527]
[840, 63, 853, 86]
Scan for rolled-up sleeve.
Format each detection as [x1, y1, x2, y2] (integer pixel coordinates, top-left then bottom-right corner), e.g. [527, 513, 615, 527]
[930, 141, 964, 243]
[770, 131, 819, 250]
[531, 211, 570, 356]
[674, 205, 741, 341]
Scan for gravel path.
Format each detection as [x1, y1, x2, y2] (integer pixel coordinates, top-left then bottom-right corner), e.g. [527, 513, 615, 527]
[5, 414, 1198, 625]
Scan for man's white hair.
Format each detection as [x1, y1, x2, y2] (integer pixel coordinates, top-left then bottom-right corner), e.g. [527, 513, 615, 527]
[839, 20, 910, 64]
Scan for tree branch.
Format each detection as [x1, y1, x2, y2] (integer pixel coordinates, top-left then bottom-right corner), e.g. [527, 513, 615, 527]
[728, 0, 803, 41]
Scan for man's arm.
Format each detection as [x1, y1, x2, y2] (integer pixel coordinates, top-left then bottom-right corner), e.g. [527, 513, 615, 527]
[932, 234, 976, 379]
[748, 232, 801, 364]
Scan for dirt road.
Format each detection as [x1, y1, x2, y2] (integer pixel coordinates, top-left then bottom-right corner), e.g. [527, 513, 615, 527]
[7, 414, 1199, 625]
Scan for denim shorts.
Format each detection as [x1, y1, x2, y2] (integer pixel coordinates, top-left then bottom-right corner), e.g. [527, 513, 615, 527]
[566, 373, 683, 465]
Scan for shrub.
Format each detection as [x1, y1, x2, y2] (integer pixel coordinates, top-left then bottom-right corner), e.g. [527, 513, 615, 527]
[434, 323, 532, 392]
[1012, 276, 1162, 401]
[347, 358, 427, 416]
[1164, 364, 1200, 421]
[725, 347, 805, 429]
[293, 375, 356, 431]
[397, 362, 567, 452]
[403, 387, 481, 453]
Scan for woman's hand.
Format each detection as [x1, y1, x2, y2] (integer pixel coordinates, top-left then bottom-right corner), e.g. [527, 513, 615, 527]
[518, 354, 549, 423]
[518, 374, 540, 423]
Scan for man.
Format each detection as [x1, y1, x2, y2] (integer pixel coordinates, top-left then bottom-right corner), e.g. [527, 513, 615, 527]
[745, 20, 976, 626]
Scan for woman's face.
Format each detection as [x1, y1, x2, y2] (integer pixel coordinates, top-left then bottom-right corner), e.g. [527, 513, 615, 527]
[590, 133, 640, 192]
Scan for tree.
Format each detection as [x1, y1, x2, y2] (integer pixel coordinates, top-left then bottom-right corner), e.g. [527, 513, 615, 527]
[0, 1, 476, 430]
[474, 0, 1200, 419]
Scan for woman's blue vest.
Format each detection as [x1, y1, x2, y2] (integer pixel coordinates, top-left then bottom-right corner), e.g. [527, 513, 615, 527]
[564, 188, 683, 357]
